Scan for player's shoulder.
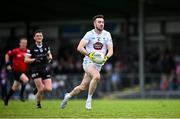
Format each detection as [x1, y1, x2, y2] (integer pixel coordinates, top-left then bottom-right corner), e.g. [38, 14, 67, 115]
[12, 47, 20, 52]
[42, 43, 50, 48]
[102, 30, 111, 36]
[86, 29, 95, 35]
[26, 48, 30, 52]
[7, 47, 17, 54]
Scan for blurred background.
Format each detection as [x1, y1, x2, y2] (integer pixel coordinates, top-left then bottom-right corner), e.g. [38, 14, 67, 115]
[0, 0, 180, 100]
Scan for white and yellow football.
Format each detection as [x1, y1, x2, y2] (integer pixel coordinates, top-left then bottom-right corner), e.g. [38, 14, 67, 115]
[93, 51, 105, 64]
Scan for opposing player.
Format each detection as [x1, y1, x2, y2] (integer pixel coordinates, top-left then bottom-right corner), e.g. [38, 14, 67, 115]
[61, 15, 113, 110]
[4, 38, 29, 106]
[25, 29, 52, 108]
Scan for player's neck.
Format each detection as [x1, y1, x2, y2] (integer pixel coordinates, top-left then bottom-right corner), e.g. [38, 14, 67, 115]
[19, 47, 26, 51]
[94, 29, 102, 35]
[36, 42, 42, 47]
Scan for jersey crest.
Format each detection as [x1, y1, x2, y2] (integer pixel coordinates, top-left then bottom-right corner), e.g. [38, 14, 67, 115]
[93, 37, 103, 50]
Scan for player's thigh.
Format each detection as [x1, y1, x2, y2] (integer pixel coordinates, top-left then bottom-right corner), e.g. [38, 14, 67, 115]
[34, 78, 44, 91]
[85, 64, 100, 80]
[42, 78, 52, 91]
[80, 73, 91, 89]
[20, 73, 29, 83]
[12, 81, 21, 90]
[41, 70, 52, 91]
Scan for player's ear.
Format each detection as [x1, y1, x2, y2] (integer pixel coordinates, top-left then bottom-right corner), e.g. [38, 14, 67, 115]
[93, 21, 96, 27]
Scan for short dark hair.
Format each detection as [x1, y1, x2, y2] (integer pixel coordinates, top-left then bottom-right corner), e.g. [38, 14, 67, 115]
[19, 37, 27, 42]
[93, 15, 104, 22]
[34, 29, 43, 37]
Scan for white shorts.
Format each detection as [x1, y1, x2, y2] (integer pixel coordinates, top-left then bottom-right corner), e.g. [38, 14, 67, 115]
[83, 58, 103, 72]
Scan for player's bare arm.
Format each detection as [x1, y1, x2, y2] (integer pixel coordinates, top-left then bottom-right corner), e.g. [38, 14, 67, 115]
[24, 55, 36, 63]
[5, 53, 10, 63]
[106, 44, 113, 58]
[77, 39, 89, 56]
[5, 53, 12, 70]
[47, 50, 53, 63]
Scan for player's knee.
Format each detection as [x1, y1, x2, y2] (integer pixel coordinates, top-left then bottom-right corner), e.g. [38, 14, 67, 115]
[75, 85, 87, 92]
[93, 74, 101, 80]
[80, 84, 88, 91]
[45, 87, 52, 92]
[39, 88, 44, 92]
[12, 86, 18, 91]
[22, 78, 28, 84]
[38, 86, 45, 92]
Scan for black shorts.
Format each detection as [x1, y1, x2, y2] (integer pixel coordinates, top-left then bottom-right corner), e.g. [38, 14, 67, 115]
[30, 70, 51, 80]
[13, 72, 27, 83]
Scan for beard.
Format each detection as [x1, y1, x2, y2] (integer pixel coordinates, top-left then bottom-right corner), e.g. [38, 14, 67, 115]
[96, 27, 103, 31]
[95, 25, 104, 31]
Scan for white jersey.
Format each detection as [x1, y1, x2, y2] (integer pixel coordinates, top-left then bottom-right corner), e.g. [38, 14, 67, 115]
[81, 29, 113, 71]
[82, 29, 113, 60]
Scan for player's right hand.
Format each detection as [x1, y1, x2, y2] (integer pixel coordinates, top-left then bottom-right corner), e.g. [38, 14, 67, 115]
[5, 62, 12, 71]
[34, 58, 41, 63]
[6, 65, 12, 71]
[88, 52, 95, 61]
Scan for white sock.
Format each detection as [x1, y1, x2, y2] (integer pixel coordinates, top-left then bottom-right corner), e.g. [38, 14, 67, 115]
[66, 93, 72, 99]
[87, 94, 92, 101]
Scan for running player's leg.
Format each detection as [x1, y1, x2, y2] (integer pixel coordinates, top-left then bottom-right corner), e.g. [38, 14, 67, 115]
[20, 84, 26, 101]
[41, 70, 52, 91]
[20, 73, 29, 84]
[19, 73, 29, 101]
[4, 81, 21, 106]
[60, 73, 91, 109]
[42, 78, 52, 92]
[85, 64, 100, 109]
[69, 73, 91, 96]
[34, 78, 44, 108]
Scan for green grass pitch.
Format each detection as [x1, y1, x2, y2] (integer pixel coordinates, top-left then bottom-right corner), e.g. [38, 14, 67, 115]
[0, 99, 180, 118]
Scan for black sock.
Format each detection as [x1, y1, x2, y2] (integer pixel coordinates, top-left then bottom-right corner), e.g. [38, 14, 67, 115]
[37, 101, 41, 107]
[37, 101, 41, 108]
[37, 101, 41, 105]
[20, 84, 26, 98]
[6, 89, 15, 100]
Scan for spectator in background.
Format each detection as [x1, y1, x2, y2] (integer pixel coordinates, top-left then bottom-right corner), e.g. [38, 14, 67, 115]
[111, 61, 123, 91]
[160, 50, 176, 90]
[0, 67, 8, 100]
[175, 52, 180, 90]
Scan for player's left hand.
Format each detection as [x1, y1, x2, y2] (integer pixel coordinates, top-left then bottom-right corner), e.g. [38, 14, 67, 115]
[48, 58, 52, 63]
[88, 52, 95, 61]
[103, 56, 109, 63]
[5, 62, 12, 71]
[34, 58, 41, 63]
